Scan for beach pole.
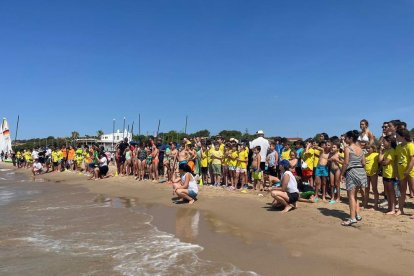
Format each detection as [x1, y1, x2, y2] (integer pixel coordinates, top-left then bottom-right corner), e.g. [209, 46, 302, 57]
[184, 115, 188, 135]
[112, 119, 115, 151]
[131, 121, 134, 137]
[156, 120, 161, 138]
[14, 115, 20, 145]
[122, 117, 126, 140]
[138, 114, 141, 136]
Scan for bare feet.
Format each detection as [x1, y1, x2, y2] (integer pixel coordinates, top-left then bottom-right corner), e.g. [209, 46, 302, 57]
[188, 199, 195, 204]
[281, 204, 295, 213]
[386, 210, 396, 215]
[395, 210, 403, 216]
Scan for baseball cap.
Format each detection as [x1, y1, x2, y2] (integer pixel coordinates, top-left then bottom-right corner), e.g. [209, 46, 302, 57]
[279, 159, 290, 168]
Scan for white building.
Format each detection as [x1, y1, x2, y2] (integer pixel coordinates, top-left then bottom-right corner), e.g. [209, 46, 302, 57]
[99, 130, 132, 151]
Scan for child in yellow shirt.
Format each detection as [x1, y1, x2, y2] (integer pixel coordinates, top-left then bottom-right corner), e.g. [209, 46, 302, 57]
[236, 144, 248, 189]
[364, 145, 379, 209]
[379, 136, 397, 215]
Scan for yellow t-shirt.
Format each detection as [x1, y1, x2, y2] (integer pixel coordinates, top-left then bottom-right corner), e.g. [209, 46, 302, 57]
[338, 152, 345, 168]
[365, 152, 379, 176]
[16, 152, 21, 158]
[229, 151, 238, 167]
[211, 149, 223, 165]
[313, 149, 320, 168]
[237, 149, 248, 169]
[200, 151, 208, 167]
[407, 142, 414, 177]
[24, 152, 32, 161]
[302, 149, 314, 170]
[57, 150, 63, 161]
[281, 148, 291, 161]
[219, 143, 225, 154]
[382, 148, 395, 179]
[51, 151, 59, 163]
[207, 147, 214, 164]
[396, 144, 408, 179]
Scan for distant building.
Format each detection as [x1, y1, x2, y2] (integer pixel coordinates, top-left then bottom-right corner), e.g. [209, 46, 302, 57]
[286, 137, 303, 143]
[99, 130, 132, 151]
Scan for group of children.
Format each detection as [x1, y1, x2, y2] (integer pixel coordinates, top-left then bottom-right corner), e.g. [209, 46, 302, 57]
[8, 118, 414, 217]
[13, 144, 114, 180]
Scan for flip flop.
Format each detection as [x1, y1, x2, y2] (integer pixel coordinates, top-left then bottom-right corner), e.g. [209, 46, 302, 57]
[341, 219, 357, 226]
[329, 200, 336, 204]
[356, 215, 362, 221]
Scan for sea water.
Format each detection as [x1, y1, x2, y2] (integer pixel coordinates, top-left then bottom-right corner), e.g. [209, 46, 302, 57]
[0, 168, 257, 275]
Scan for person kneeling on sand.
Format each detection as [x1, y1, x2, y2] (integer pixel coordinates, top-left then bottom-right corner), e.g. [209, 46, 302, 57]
[32, 158, 44, 176]
[90, 152, 113, 180]
[269, 160, 300, 213]
[172, 163, 198, 204]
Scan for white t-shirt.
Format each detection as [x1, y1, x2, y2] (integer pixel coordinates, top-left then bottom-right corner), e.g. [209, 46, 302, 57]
[282, 171, 299, 194]
[250, 137, 270, 162]
[31, 150, 39, 160]
[99, 157, 108, 167]
[181, 173, 198, 194]
[45, 149, 52, 157]
[33, 162, 43, 171]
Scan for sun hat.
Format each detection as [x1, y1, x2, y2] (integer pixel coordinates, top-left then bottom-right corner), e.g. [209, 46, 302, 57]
[256, 130, 264, 135]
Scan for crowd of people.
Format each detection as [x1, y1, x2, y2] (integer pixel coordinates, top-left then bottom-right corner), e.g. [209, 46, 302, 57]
[5, 118, 414, 226]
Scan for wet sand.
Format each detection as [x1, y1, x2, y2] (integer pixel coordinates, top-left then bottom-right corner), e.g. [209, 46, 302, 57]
[3, 163, 414, 275]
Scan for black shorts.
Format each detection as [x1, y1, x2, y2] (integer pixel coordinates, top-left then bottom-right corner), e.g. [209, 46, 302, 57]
[288, 192, 299, 204]
[120, 156, 126, 164]
[99, 165, 109, 176]
[265, 167, 277, 177]
[53, 162, 58, 167]
[260, 162, 266, 171]
[201, 167, 208, 174]
[383, 177, 395, 182]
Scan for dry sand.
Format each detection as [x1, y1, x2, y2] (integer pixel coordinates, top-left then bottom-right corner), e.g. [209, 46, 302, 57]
[3, 162, 414, 276]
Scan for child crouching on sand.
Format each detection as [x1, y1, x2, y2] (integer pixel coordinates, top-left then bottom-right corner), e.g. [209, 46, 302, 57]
[32, 158, 44, 176]
[269, 160, 300, 213]
[172, 163, 198, 204]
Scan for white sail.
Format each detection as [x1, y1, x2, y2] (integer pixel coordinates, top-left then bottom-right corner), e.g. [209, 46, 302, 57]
[1, 118, 12, 154]
[0, 120, 3, 154]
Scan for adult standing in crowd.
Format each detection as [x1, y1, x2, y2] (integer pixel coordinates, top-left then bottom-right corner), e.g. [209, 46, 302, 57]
[341, 130, 367, 226]
[250, 130, 270, 172]
[118, 138, 129, 176]
[358, 119, 375, 145]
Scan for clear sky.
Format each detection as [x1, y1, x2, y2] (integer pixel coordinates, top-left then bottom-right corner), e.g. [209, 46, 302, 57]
[1, 0, 414, 140]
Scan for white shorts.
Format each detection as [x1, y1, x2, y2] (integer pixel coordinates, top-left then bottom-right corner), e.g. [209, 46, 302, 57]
[236, 167, 247, 173]
[229, 166, 236, 171]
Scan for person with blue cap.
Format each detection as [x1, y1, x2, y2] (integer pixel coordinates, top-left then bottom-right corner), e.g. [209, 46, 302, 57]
[269, 159, 299, 213]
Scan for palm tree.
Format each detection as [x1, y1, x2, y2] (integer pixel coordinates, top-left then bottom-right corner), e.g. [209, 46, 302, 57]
[96, 130, 104, 139]
[71, 131, 80, 141]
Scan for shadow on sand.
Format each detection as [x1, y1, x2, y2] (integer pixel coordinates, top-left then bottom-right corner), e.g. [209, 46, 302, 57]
[317, 207, 348, 220]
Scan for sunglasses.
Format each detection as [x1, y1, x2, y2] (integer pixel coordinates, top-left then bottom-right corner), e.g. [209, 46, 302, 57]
[382, 126, 388, 129]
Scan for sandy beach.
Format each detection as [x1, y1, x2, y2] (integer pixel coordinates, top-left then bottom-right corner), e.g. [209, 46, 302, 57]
[2, 162, 414, 275]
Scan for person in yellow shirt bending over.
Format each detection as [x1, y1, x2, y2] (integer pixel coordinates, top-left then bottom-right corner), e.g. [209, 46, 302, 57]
[236, 143, 249, 190]
[396, 129, 414, 216]
[379, 135, 397, 215]
[363, 145, 379, 210]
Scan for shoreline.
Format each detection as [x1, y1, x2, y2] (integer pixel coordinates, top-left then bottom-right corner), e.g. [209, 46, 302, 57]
[3, 163, 414, 275]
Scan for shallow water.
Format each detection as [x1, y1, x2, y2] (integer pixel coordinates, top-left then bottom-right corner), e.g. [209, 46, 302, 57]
[0, 169, 257, 275]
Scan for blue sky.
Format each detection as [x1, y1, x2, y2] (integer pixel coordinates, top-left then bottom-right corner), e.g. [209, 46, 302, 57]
[1, 0, 414, 139]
